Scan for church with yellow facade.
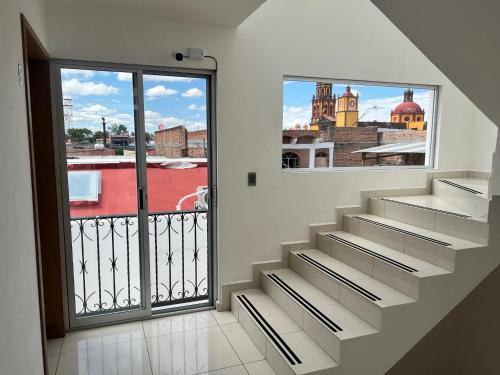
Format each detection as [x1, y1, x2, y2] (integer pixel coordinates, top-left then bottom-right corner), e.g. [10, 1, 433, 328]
[310, 82, 425, 130]
[390, 89, 426, 130]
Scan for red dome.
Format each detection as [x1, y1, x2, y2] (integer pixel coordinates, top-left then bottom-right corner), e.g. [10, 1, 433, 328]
[392, 101, 424, 115]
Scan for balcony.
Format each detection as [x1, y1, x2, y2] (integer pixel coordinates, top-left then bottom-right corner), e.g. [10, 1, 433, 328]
[71, 209, 209, 317]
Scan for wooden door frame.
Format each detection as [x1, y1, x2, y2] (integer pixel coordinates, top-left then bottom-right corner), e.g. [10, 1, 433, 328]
[21, 13, 62, 374]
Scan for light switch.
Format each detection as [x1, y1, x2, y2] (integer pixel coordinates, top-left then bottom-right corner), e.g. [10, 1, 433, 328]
[248, 172, 256, 186]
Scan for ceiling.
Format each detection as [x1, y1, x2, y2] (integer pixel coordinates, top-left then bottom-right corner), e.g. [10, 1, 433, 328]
[370, 0, 500, 127]
[46, 0, 267, 27]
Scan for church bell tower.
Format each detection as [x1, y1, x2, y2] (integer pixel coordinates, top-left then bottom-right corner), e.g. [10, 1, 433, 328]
[310, 82, 336, 130]
[336, 85, 359, 127]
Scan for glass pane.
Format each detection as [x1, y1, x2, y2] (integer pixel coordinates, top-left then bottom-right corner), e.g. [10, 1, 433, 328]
[61, 68, 142, 317]
[282, 79, 436, 168]
[142, 74, 209, 310]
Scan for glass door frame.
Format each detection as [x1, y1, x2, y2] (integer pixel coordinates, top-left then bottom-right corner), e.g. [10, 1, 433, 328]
[51, 60, 217, 329]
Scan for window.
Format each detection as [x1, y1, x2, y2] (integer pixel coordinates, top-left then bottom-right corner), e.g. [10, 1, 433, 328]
[283, 78, 438, 168]
[282, 152, 300, 168]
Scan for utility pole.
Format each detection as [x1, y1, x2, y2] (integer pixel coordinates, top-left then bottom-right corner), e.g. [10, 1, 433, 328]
[101, 117, 107, 148]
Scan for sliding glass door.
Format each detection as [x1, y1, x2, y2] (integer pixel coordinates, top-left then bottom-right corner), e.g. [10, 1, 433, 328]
[52, 63, 215, 328]
[143, 73, 211, 312]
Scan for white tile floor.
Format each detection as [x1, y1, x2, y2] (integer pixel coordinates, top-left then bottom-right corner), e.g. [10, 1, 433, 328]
[47, 310, 276, 375]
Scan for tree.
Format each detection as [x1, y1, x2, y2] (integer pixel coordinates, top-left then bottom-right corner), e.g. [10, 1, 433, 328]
[145, 132, 153, 143]
[110, 124, 128, 135]
[67, 128, 93, 142]
[93, 130, 107, 139]
[92, 130, 108, 142]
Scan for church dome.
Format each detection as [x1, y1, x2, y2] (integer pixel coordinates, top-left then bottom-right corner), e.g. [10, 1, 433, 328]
[392, 101, 424, 115]
[341, 84, 355, 97]
[392, 89, 424, 115]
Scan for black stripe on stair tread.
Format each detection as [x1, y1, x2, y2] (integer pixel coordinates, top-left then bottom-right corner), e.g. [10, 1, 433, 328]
[267, 273, 343, 333]
[237, 294, 302, 365]
[438, 179, 482, 195]
[325, 234, 418, 273]
[352, 216, 452, 247]
[296, 253, 381, 302]
[378, 197, 472, 219]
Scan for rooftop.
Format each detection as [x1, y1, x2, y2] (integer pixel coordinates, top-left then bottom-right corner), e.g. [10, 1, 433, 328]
[353, 141, 426, 154]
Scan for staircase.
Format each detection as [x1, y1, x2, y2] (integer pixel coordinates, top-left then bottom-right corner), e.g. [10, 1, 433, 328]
[220, 171, 495, 374]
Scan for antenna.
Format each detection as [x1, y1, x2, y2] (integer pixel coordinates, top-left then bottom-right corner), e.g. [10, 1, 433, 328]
[359, 105, 378, 121]
[63, 97, 73, 128]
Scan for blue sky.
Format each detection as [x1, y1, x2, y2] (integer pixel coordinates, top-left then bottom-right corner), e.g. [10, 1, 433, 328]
[61, 69, 207, 134]
[283, 80, 434, 129]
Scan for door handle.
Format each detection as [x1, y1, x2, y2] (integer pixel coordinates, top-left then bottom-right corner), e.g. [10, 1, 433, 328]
[138, 188, 144, 210]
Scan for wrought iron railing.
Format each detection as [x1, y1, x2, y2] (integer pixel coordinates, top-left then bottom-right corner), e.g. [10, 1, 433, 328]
[70, 209, 209, 317]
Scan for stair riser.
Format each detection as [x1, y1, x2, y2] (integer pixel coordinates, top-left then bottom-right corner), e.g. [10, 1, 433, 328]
[261, 276, 342, 362]
[289, 254, 382, 329]
[368, 198, 489, 244]
[344, 216, 456, 271]
[433, 179, 489, 219]
[231, 295, 293, 375]
[266, 343, 296, 375]
[317, 235, 420, 299]
[344, 216, 405, 252]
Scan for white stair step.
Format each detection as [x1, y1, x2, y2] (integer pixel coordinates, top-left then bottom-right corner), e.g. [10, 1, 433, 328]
[232, 289, 337, 375]
[379, 195, 472, 218]
[261, 268, 378, 362]
[345, 213, 482, 250]
[433, 178, 489, 219]
[317, 231, 450, 299]
[368, 196, 489, 244]
[344, 213, 484, 271]
[289, 249, 415, 329]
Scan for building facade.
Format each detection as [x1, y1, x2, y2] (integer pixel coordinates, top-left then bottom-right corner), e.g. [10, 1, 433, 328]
[155, 125, 208, 158]
[282, 130, 334, 168]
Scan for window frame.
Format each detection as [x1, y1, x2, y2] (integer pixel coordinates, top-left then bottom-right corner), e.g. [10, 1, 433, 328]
[282, 75, 440, 172]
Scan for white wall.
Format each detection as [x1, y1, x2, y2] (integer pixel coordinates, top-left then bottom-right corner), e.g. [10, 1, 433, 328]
[370, 0, 500, 129]
[45, 0, 497, 295]
[0, 0, 46, 373]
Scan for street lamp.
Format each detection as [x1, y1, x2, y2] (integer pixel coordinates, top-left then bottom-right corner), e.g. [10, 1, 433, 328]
[101, 117, 107, 148]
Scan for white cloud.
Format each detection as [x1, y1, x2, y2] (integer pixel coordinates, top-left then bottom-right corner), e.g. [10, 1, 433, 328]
[68, 103, 134, 131]
[116, 72, 195, 83]
[187, 104, 206, 111]
[145, 85, 178, 98]
[145, 75, 195, 83]
[62, 79, 119, 96]
[182, 88, 203, 98]
[81, 104, 114, 114]
[282, 105, 311, 129]
[116, 72, 133, 81]
[144, 110, 205, 133]
[61, 69, 95, 79]
[115, 113, 133, 120]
